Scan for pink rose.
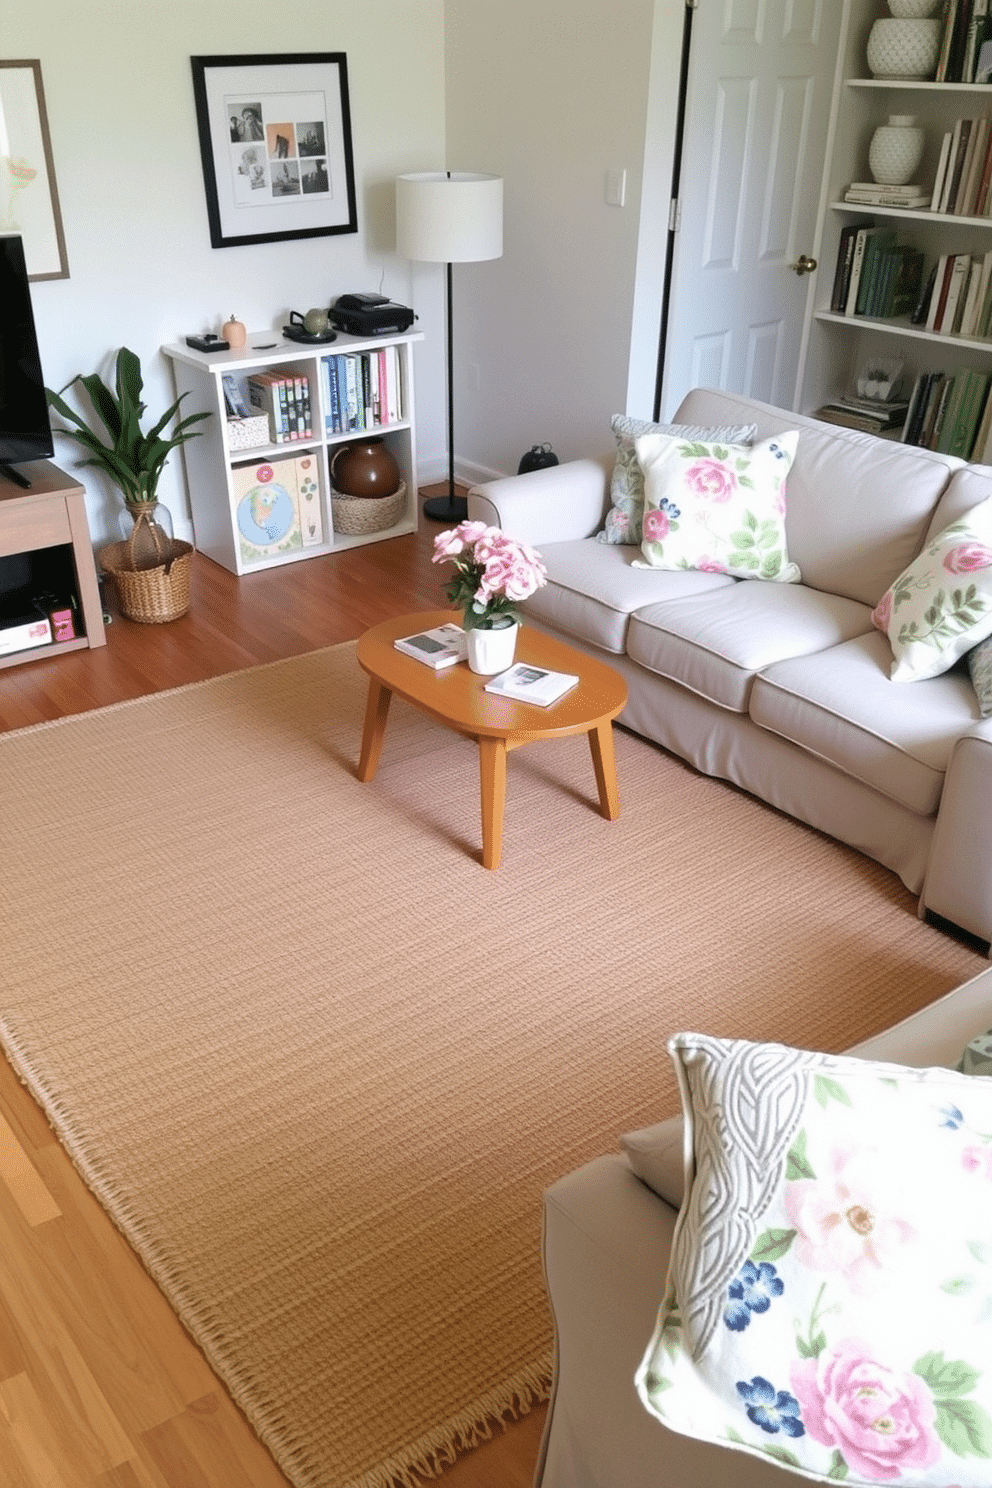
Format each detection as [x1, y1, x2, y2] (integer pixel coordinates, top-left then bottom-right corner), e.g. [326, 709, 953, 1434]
[791, 1339, 939, 1481]
[697, 557, 726, 573]
[783, 1144, 916, 1294]
[872, 591, 892, 633]
[944, 542, 992, 574]
[685, 458, 737, 503]
[962, 1144, 992, 1179]
[643, 507, 671, 543]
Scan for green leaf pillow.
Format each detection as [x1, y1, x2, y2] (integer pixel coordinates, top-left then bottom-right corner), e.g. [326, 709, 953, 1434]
[871, 496, 992, 682]
[633, 430, 801, 582]
[637, 1032, 992, 1486]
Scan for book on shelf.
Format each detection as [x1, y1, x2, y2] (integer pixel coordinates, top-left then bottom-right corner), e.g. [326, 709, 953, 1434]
[965, 0, 992, 83]
[930, 130, 954, 210]
[483, 662, 580, 707]
[222, 373, 250, 418]
[901, 370, 992, 460]
[844, 226, 878, 316]
[812, 395, 909, 435]
[323, 349, 403, 435]
[978, 36, 992, 84]
[247, 372, 288, 443]
[843, 183, 930, 209]
[831, 222, 870, 312]
[393, 622, 467, 669]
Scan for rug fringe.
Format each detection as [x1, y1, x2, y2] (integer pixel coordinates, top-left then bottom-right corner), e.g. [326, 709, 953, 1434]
[344, 1355, 553, 1488]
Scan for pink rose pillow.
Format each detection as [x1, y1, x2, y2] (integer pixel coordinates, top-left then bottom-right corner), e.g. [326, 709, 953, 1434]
[637, 1033, 992, 1486]
[871, 494, 992, 681]
[633, 429, 801, 582]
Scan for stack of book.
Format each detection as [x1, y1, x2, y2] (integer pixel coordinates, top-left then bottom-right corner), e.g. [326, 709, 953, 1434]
[830, 225, 924, 319]
[247, 371, 313, 443]
[901, 368, 992, 460]
[935, 1, 992, 84]
[322, 348, 403, 435]
[929, 114, 992, 218]
[843, 183, 930, 209]
[811, 396, 909, 436]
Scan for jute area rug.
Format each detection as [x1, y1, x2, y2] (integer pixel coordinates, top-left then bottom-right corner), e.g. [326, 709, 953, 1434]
[1, 642, 985, 1487]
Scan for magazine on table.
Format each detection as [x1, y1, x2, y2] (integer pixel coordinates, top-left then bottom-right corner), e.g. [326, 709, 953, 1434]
[484, 662, 579, 706]
[393, 622, 466, 669]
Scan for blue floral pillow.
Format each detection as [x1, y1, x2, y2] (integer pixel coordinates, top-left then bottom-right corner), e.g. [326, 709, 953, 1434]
[637, 1033, 992, 1486]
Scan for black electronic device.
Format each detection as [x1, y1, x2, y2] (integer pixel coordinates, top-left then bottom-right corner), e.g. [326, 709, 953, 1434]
[185, 332, 230, 353]
[329, 294, 415, 337]
[0, 233, 54, 488]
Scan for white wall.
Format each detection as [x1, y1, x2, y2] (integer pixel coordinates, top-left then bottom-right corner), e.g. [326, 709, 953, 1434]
[442, 0, 685, 483]
[6, 2, 446, 544]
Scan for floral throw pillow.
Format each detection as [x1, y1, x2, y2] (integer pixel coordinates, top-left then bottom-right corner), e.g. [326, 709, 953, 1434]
[598, 415, 757, 545]
[871, 496, 992, 682]
[632, 429, 801, 581]
[637, 1033, 992, 1487]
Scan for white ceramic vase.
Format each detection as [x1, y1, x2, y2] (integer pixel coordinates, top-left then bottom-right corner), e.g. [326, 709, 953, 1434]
[887, 0, 939, 16]
[866, 17, 941, 77]
[465, 621, 519, 675]
[868, 115, 925, 186]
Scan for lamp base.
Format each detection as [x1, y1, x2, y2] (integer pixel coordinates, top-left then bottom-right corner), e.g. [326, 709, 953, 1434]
[423, 493, 468, 524]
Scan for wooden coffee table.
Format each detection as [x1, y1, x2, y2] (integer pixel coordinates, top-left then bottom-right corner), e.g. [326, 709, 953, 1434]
[356, 610, 628, 869]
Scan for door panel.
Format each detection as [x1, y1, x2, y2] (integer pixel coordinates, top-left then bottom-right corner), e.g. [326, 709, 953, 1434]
[660, 0, 839, 417]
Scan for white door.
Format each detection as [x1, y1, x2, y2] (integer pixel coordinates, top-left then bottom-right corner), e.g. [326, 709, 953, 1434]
[659, 0, 842, 417]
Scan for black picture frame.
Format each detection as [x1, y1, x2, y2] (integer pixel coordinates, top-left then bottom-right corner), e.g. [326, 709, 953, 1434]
[190, 53, 358, 249]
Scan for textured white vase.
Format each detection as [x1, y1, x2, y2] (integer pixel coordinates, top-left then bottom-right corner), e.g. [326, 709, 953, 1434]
[465, 621, 519, 676]
[887, 0, 939, 16]
[866, 17, 941, 77]
[868, 115, 925, 186]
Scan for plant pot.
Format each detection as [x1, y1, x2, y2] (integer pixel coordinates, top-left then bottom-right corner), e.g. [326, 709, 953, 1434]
[868, 115, 924, 186]
[466, 621, 519, 675]
[866, 17, 941, 78]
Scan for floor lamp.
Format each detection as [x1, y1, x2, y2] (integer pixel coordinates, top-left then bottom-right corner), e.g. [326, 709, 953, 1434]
[396, 171, 503, 524]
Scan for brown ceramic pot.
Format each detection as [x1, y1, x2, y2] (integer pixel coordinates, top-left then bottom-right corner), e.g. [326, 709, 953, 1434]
[330, 438, 400, 498]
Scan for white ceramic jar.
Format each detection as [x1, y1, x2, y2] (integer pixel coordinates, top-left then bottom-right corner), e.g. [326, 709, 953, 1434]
[868, 115, 925, 186]
[866, 17, 941, 78]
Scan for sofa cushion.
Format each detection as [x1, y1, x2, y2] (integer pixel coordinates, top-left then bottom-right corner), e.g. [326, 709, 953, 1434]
[522, 538, 735, 655]
[626, 583, 873, 714]
[637, 1031, 992, 1486]
[599, 414, 758, 545]
[672, 388, 961, 606]
[751, 631, 979, 817]
[633, 430, 801, 582]
[871, 495, 992, 682]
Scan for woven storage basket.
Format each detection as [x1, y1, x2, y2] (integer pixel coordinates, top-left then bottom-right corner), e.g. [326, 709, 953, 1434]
[98, 515, 193, 624]
[331, 481, 407, 537]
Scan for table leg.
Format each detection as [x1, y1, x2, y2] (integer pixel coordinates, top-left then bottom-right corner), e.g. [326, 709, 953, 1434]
[478, 736, 508, 870]
[357, 679, 392, 782]
[588, 720, 620, 820]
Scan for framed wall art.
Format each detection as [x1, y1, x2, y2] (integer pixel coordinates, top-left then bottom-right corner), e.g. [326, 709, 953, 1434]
[190, 53, 358, 249]
[0, 59, 69, 280]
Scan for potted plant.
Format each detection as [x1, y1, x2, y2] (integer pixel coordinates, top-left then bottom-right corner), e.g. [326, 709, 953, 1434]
[45, 346, 210, 547]
[432, 520, 547, 673]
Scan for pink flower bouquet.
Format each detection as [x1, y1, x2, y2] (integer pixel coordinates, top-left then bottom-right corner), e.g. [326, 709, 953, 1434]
[432, 521, 547, 631]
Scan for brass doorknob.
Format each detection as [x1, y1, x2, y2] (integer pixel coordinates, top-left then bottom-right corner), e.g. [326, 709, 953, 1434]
[790, 253, 818, 276]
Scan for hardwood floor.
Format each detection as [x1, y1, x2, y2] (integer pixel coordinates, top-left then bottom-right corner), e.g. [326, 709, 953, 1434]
[0, 487, 548, 1485]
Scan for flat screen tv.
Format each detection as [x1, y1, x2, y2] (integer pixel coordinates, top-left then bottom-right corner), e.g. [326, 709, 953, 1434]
[0, 232, 54, 487]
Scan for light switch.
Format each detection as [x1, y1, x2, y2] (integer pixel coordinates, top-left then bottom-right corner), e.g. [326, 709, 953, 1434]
[606, 169, 626, 207]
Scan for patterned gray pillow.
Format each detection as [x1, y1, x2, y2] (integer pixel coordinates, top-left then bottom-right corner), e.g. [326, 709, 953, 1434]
[958, 1028, 992, 1076]
[598, 414, 758, 545]
[968, 633, 992, 718]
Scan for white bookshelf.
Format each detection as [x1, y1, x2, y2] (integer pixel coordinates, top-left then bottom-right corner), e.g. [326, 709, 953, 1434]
[163, 328, 423, 576]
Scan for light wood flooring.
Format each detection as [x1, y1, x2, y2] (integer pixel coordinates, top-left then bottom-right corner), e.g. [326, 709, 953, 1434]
[0, 486, 548, 1485]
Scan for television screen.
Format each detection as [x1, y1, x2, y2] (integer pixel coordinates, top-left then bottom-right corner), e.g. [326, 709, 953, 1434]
[0, 232, 54, 475]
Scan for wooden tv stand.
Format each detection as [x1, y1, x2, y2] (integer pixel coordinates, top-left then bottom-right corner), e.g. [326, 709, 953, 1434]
[0, 460, 106, 669]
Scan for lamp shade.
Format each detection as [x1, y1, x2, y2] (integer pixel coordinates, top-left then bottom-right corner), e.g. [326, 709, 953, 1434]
[396, 172, 503, 264]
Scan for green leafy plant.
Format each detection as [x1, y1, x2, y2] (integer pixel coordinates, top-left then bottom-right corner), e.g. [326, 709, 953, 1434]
[45, 346, 210, 505]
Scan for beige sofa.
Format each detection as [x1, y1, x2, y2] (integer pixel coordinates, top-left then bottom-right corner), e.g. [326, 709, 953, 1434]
[467, 388, 992, 950]
[533, 963, 992, 1488]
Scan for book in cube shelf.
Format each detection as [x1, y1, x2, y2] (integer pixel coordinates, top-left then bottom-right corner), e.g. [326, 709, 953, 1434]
[483, 663, 579, 707]
[393, 623, 467, 669]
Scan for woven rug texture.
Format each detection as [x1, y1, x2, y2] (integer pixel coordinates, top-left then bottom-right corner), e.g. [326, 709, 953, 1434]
[0, 642, 985, 1487]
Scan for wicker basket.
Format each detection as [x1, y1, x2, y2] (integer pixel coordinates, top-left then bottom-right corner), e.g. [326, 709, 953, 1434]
[331, 481, 407, 537]
[98, 515, 193, 624]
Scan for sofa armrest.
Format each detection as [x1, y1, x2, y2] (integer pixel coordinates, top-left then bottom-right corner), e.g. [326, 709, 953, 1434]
[466, 456, 612, 546]
[921, 722, 992, 948]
